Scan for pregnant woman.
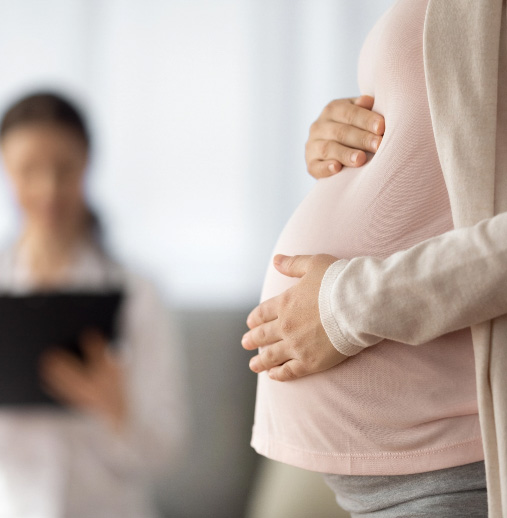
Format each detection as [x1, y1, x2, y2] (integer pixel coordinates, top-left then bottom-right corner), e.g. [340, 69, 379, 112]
[243, 1, 507, 516]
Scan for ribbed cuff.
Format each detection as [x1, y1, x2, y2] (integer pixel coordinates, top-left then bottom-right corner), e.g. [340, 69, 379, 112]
[319, 259, 364, 356]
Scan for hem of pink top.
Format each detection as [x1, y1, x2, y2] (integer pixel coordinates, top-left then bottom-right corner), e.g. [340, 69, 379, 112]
[251, 433, 484, 476]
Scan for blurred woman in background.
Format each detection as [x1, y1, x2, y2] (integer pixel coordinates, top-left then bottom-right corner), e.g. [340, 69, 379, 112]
[0, 92, 186, 518]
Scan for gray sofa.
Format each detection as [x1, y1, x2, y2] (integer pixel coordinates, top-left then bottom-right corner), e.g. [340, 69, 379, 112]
[158, 307, 260, 518]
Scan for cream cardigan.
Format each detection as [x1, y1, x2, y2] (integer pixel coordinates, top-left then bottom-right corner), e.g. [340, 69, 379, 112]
[319, 1, 507, 515]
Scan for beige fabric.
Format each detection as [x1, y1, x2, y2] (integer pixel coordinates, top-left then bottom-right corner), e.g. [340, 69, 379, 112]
[425, 2, 506, 516]
[319, 0, 507, 515]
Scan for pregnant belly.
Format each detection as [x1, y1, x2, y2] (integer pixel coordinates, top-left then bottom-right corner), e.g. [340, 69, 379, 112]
[262, 169, 360, 301]
[261, 158, 453, 302]
[255, 168, 477, 461]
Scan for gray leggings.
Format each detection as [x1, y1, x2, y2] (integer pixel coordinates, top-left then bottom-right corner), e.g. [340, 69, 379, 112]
[323, 461, 487, 517]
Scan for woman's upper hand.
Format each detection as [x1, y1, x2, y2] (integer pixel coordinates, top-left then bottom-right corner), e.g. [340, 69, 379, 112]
[40, 331, 127, 433]
[305, 95, 385, 179]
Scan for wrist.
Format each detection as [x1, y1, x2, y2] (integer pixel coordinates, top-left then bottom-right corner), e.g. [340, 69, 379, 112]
[319, 259, 364, 356]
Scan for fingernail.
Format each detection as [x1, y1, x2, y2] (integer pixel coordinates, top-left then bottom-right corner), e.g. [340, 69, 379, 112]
[249, 358, 258, 372]
[372, 120, 381, 133]
[328, 163, 337, 174]
[351, 151, 359, 163]
[370, 136, 381, 151]
[273, 254, 285, 266]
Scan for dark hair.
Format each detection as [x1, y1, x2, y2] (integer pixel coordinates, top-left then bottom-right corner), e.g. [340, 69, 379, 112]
[0, 92, 103, 242]
[0, 92, 90, 148]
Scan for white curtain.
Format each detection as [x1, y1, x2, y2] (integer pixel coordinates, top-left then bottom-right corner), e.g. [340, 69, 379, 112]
[0, 0, 394, 306]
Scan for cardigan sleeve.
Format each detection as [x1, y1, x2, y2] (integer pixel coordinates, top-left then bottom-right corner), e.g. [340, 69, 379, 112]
[319, 210, 507, 355]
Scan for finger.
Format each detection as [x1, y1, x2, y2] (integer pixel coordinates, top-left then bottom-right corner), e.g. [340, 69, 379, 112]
[81, 330, 107, 349]
[249, 342, 292, 373]
[40, 349, 86, 378]
[272, 254, 313, 278]
[325, 99, 384, 135]
[326, 161, 342, 176]
[40, 353, 86, 384]
[312, 122, 383, 155]
[306, 138, 369, 168]
[242, 319, 282, 350]
[81, 331, 108, 363]
[354, 94, 375, 110]
[307, 159, 343, 179]
[40, 355, 91, 406]
[246, 297, 278, 329]
[41, 373, 91, 408]
[268, 360, 308, 382]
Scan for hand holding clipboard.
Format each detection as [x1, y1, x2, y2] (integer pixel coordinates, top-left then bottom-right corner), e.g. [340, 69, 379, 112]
[0, 291, 123, 410]
[40, 330, 127, 431]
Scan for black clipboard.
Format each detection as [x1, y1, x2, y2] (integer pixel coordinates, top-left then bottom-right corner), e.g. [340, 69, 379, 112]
[0, 291, 124, 406]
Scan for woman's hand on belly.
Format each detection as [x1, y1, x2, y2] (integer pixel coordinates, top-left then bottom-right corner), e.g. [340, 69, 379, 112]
[305, 95, 384, 178]
[242, 254, 349, 381]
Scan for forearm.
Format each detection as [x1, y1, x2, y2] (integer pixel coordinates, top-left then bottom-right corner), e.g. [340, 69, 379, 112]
[320, 211, 507, 355]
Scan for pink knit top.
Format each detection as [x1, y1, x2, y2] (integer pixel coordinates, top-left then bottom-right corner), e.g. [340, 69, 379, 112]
[251, 0, 484, 475]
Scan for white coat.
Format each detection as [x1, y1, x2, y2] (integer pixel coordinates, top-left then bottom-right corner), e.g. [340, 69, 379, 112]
[0, 241, 186, 518]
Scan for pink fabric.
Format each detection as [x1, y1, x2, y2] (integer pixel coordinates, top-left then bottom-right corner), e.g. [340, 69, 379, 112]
[251, 0, 484, 475]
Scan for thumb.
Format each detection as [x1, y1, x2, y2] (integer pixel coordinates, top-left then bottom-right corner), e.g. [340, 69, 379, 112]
[273, 254, 313, 278]
[81, 331, 108, 363]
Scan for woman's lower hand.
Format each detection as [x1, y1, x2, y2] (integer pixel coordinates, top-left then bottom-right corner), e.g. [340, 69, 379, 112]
[306, 95, 385, 178]
[242, 254, 349, 381]
[40, 332, 127, 433]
